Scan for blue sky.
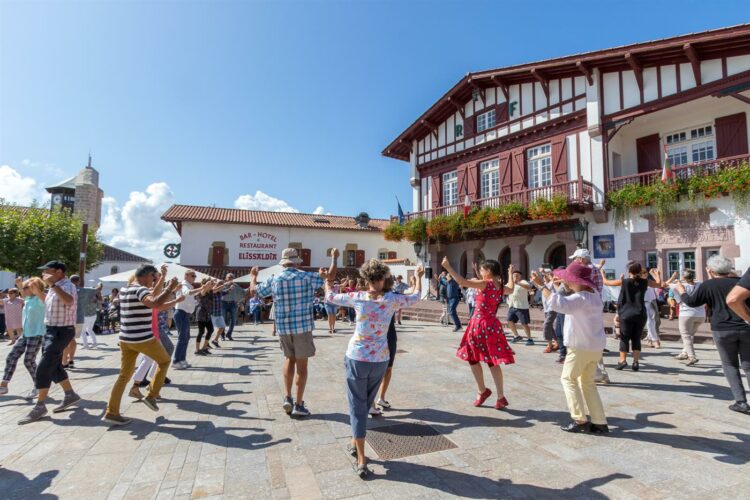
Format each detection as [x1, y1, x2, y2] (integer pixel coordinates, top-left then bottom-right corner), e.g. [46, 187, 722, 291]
[0, 0, 746, 257]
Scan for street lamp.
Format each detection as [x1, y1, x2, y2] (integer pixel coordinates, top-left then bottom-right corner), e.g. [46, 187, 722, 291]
[413, 241, 423, 259]
[571, 218, 589, 248]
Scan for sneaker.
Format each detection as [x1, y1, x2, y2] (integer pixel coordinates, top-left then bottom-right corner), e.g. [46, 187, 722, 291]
[595, 374, 611, 385]
[369, 406, 382, 416]
[67, 360, 75, 369]
[142, 396, 159, 412]
[103, 413, 132, 426]
[195, 350, 205, 356]
[376, 399, 391, 409]
[355, 463, 370, 479]
[282, 396, 294, 415]
[525, 338, 534, 346]
[221, 334, 226, 341]
[561, 421, 590, 433]
[211, 341, 220, 349]
[172, 362, 187, 370]
[226, 336, 234, 341]
[182, 361, 191, 368]
[674, 353, 689, 360]
[24, 388, 38, 400]
[0, 386, 8, 395]
[346, 443, 357, 457]
[511, 336, 523, 344]
[129, 386, 144, 400]
[589, 424, 610, 434]
[686, 357, 699, 366]
[52, 392, 81, 413]
[138, 379, 151, 388]
[632, 361, 639, 372]
[615, 361, 628, 371]
[164, 377, 172, 385]
[292, 402, 311, 418]
[729, 401, 750, 414]
[18, 404, 48, 425]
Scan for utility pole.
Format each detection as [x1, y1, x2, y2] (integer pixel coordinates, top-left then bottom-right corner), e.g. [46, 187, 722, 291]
[78, 223, 89, 281]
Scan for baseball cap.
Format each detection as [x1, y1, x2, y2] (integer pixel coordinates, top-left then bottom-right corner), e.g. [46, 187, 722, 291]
[568, 248, 591, 260]
[38, 260, 66, 272]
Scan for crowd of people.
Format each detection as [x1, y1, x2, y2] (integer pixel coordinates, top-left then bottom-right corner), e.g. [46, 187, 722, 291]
[1, 245, 749, 478]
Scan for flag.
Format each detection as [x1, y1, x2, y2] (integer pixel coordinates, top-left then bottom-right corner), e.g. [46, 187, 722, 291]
[662, 144, 674, 183]
[396, 197, 405, 224]
[463, 194, 471, 217]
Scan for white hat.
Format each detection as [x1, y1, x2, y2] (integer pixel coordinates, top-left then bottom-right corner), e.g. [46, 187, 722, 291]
[569, 248, 591, 260]
[279, 248, 303, 266]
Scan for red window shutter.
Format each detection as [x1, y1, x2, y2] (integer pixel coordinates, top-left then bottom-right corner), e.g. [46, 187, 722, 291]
[457, 166, 467, 203]
[715, 112, 748, 158]
[464, 113, 474, 137]
[467, 163, 479, 199]
[496, 102, 509, 123]
[499, 152, 513, 194]
[300, 248, 311, 267]
[551, 137, 568, 184]
[636, 134, 661, 173]
[512, 150, 526, 192]
[387, 251, 397, 259]
[355, 250, 365, 267]
[431, 175, 441, 208]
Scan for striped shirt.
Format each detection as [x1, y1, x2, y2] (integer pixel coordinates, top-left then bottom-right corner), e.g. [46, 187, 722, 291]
[119, 285, 154, 343]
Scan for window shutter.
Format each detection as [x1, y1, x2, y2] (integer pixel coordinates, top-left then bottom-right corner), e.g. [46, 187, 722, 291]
[355, 250, 365, 267]
[715, 112, 748, 158]
[431, 175, 441, 208]
[551, 137, 568, 184]
[464, 112, 474, 137]
[457, 167, 467, 204]
[636, 134, 661, 173]
[300, 248, 311, 267]
[387, 251, 397, 259]
[467, 163, 479, 199]
[499, 152, 513, 194]
[512, 150, 526, 192]
[496, 102, 509, 123]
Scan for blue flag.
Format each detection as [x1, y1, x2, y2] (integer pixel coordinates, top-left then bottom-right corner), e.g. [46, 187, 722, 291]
[396, 197, 405, 224]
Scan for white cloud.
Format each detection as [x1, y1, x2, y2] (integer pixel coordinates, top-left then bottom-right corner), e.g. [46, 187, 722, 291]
[234, 190, 299, 213]
[0, 165, 50, 206]
[313, 206, 332, 215]
[98, 182, 179, 262]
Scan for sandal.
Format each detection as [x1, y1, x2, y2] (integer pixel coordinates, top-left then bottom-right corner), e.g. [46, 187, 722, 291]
[346, 444, 357, 457]
[494, 397, 509, 410]
[473, 388, 492, 407]
[355, 463, 370, 479]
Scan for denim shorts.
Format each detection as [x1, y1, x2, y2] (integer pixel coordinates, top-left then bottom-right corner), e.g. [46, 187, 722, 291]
[507, 307, 530, 325]
[211, 315, 227, 329]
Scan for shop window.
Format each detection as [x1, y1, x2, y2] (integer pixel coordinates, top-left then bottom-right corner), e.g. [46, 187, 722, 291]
[480, 159, 499, 199]
[476, 109, 496, 133]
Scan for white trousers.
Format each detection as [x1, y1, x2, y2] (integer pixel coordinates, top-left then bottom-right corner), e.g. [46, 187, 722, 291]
[645, 301, 660, 341]
[81, 315, 97, 348]
[133, 353, 156, 382]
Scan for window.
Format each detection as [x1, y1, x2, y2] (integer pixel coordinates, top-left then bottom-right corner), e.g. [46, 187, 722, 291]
[442, 171, 458, 206]
[480, 159, 500, 199]
[346, 250, 356, 267]
[476, 109, 496, 133]
[527, 144, 552, 188]
[645, 251, 658, 271]
[110, 265, 119, 274]
[667, 251, 696, 276]
[379, 250, 389, 260]
[665, 124, 715, 166]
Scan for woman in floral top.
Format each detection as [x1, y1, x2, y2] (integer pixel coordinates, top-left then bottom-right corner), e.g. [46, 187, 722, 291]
[325, 254, 423, 479]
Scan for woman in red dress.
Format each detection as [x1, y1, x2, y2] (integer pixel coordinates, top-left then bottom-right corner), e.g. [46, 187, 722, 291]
[442, 257, 515, 409]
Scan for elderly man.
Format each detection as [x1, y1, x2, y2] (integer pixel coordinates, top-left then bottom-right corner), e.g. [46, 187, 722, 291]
[251, 248, 337, 418]
[678, 255, 750, 415]
[571, 249, 609, 384]
[19, 261, 80, 425]
[173, 270, 210, 369]
[221, 273, 245, 340]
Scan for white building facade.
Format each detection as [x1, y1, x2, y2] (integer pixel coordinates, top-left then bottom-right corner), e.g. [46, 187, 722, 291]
[383, 25, 750, 280]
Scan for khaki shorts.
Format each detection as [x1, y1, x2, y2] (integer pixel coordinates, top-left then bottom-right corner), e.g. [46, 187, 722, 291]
[74, 323, 83, 339]
[278, 332, 316, 359]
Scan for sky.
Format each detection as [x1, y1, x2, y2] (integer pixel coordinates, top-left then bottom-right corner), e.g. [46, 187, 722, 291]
[0, 0, 747, 260]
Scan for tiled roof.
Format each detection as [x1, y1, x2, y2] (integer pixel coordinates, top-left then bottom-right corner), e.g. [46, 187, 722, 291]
[189, 265, 362, 281]
[162, 205, 390, 232]
[102, 244, 151, 263]
[45, 176, 77, 191]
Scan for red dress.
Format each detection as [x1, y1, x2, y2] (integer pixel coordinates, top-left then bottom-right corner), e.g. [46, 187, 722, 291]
[456, 280, 515, 366]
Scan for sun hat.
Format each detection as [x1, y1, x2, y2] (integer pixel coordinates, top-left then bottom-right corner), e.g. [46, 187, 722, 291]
[553, 261, 596, 289]
[569, 248, 591, 260]
[279, 248, 303, 266]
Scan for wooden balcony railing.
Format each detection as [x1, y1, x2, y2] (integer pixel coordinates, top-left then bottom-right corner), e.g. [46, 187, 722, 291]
[608, 154, 750, 191]
[402, 179, 596, 222]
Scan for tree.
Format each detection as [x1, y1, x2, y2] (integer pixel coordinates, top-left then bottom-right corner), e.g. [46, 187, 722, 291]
[0, 200, 103, 277]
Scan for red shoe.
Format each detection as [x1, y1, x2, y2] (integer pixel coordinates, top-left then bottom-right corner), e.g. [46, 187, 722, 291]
[543, 346, 553, 353]
[494, 397, 509, 410]
[473, 388, 492, 407]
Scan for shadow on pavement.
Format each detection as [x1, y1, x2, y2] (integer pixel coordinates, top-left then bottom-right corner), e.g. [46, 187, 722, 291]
[0, 468, 59, 499]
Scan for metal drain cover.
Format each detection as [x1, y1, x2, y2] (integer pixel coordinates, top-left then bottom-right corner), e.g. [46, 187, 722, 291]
[366, 422, 457, 460]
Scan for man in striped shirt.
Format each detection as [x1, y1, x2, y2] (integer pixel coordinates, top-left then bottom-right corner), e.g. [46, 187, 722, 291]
[103, 264, 180, 426]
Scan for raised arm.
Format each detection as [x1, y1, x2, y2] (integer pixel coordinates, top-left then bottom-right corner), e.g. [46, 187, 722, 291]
[142, 277, 181, 308]
[648, 268, 664, 288]
[504, 265, 516, 293]
[601, 268, 623, 287]
[441, 256, 486, 290]
[727, 284, 750, 323]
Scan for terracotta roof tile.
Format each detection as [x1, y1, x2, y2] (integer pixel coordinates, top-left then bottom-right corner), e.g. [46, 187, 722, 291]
[102, 244, 151, 263]
[162, 205, 390, 232]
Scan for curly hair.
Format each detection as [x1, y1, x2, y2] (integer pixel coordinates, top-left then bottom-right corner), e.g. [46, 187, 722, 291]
[359, 258, 391, 284]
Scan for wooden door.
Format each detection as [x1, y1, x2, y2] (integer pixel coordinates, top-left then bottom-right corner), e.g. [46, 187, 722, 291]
[211, 246, 225, 267]
[715, 112, 749, 158]
[299, 248, 311, 267]
[636, 134, 661, 173]
[355, 250, 365, 267]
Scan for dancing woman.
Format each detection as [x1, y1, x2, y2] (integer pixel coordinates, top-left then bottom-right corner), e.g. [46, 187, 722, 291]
[324, 254, 423, 479]
[442, 257, 515, 410]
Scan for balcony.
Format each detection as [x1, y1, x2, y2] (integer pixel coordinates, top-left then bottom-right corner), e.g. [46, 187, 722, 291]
[608, 154, 750, 191]
[402, 179, 596, 222]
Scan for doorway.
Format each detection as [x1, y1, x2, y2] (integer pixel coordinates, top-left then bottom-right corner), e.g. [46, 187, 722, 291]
[547, 244, 568, 270]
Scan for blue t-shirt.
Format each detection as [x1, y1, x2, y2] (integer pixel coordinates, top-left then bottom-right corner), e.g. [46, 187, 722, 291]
[23, 296, 46, 337]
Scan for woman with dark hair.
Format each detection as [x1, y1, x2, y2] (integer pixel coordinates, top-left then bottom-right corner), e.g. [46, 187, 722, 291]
[442, 256, 515, 410]
[324, 253, 423, 479]
[602, 262, 662, 371]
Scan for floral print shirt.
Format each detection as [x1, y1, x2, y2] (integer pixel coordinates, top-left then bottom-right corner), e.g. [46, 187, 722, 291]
[326, 290, 420, 362]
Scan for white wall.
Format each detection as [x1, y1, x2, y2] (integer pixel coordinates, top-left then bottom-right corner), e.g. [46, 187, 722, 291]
[85, 260, 148, 294]
[179, 222, 417, 268]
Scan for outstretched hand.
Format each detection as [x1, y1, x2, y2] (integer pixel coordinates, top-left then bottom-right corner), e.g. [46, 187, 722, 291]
[250, 267, 259, 277]
[441, 256, 450, 269]
[416, 265, 425, 278]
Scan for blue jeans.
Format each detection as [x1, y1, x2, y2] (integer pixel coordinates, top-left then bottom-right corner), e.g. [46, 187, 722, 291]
[248, 306, 261, 324]
[468, 304, 475, 319]
[345, 357, 388, 438]
[448, 297, 461, 329]
[555, 313, 567, 357]
[173, 310, 191, 363]
[222, 302, 238, 337]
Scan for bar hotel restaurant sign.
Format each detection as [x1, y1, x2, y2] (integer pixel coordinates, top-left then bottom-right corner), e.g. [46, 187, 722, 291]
[235, 229, 288, 266]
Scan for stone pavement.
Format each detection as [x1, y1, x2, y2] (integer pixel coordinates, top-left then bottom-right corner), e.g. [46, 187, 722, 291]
[0, 321, 748, 499]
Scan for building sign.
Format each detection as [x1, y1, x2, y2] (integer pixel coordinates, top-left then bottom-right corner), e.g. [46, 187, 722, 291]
[238, 231, 281, 265]
[593, 235, 615, 259]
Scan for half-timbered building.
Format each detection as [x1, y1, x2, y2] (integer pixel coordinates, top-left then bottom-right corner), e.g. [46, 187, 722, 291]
[383, 24, 750, 280]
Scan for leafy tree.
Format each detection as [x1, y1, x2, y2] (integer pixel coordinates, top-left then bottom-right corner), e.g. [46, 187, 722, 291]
[0, 200, 103, 277]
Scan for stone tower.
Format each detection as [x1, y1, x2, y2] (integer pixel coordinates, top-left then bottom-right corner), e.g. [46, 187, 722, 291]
[73, 155, 104, 228]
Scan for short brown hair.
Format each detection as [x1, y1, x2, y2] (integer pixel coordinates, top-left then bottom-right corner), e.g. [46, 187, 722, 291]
[359, 259, 390, 284]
